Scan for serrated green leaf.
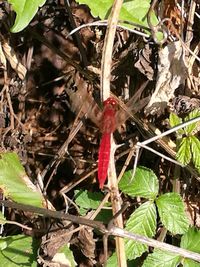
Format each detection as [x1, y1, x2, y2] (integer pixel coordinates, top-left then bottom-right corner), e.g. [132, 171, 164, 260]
[107, 252, 118, 266]
[95, 209, 112, 224]
[0, 235, 38, 266]
[184, 109, 200, 135]
[8, 0, 46, 32]
[119, 167, 159, 200]
[74, 190, 104, 213]
[169, 113, 184, 136]
[177, 137, 191, 165]
[169, 113, 182, 127]
[107, 252, 139, 267]
[125, 201, 157, 260]
[156, 193, 189, 234]
[53, 245, 76, 267]
[142, 249, 181, 267]
[0, 152, 43, 207]
[180, 227, 200, 253]
[190, 136, 200, 173]
[182, 259, 200, 267]
[0, 212, 6, 225]
[76, 0, 157, 31]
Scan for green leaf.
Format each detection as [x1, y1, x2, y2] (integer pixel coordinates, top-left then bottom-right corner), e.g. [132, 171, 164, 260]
[169, 113, 182, 128]
[95, 209, 112, 224]
[182, 259, 200, 267]
[0, 212, 6, 225]
[76, 0, 157, 30]
[107, 252, 118, 266]
[8, 0, 46, 32]
[125, 201, 157, 260]
[0, 235, 38, 266]
[142, 249, 181, 267]
[52, 245, 77, 267]
[0, 152, 44, 207]
[156, 193, 189, 234]
[74, 189, 104, 215]
[169, 113, 184, 136]
[190, 136, 200, 172]
[107, 252, 139, 267]
[180, 227, 200, 253]
[176, 137, 191, 165]
[75, 190, 103, 208]
[184, 109, 200, 135]
[119, 167, 159, 200]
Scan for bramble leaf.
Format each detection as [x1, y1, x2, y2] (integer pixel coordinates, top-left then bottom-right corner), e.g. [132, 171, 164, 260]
[180, 227, 200, 253]
[184, 109, 200, 135]
[119, 167, 159, 200]
[0, 212, 6, 225]
[0, 235, 38, 266]
[0, 152, 44, 207]
[176, 137, 191, 165]
[182, 259, 200, 267]
[190, 136, 200, 173]
[74, 189, 104, 215]
[156, 193, 189, 234]
[169, 113, 184, 136]
[125, 201, 156, 260]
[143, 249, 181, 267]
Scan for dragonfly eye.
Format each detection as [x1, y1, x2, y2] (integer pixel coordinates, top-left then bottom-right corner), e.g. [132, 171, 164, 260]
[103, 97, 117, 107]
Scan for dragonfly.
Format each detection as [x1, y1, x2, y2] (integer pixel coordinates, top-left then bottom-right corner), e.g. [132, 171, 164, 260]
[65, 79, 149, 189]
[97, 90, 149, 188]
[98, 97, 118, 188]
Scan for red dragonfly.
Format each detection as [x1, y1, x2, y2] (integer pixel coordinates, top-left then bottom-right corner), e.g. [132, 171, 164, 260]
[97, 89, 149, 188]
[98, 97, 118, 188]
[67, 79, 149, 188]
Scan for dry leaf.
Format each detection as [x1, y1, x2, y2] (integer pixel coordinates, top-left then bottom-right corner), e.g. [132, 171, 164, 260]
[145, 41, 187, 115]
[134, 43, 155, 81]
[78, 226, 95, 259]
[2, 41, 27, 80]
[171, 95, 200, 116]
[52, 252, 73, 267]
[41, 220, 74, 258]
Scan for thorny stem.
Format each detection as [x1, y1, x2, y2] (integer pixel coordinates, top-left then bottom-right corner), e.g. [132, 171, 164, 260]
[1, 200, 200, 263]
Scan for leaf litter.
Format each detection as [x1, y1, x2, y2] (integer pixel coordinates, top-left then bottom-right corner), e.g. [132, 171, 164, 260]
[0, 0, 200, 266]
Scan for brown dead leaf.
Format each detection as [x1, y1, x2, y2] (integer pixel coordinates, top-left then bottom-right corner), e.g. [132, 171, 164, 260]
[134, 43, 155, 81]
[78, 226, 95, 259]
[41, 220, 74, 258]
[171, 95, 200, 116]
[145, 41, 187, 115]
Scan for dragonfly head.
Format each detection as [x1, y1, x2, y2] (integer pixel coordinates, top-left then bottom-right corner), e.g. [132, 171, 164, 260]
[103, 97, 117, 108]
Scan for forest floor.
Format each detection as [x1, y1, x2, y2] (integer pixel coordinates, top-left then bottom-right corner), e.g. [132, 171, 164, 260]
[0, 0, 200, 266]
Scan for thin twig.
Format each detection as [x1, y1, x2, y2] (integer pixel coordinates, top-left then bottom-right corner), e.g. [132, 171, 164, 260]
[66, 20, 150, 40]
[132, 116, 200, 179]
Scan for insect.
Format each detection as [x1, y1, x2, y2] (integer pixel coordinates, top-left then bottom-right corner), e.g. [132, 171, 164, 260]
[66, 80, 149, 189]
[98, 97, 118, 188]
